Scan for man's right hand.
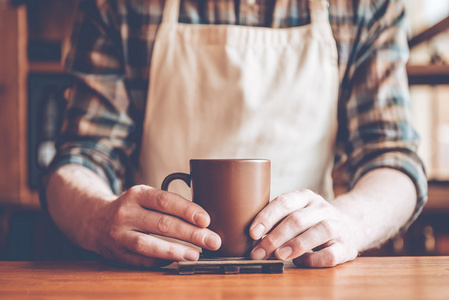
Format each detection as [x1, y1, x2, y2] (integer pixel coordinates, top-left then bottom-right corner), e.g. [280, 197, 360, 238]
[94, 185, 222, 267]
[46, 165, 221, 268]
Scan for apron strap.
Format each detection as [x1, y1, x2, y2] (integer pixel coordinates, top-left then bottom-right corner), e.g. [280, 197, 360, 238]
[162, 0, 180, 24]
[272, 0, 330, 28]
[309, 0, 330, 24]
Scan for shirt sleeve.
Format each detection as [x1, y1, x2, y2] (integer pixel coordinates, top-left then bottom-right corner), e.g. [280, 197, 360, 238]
[337, 0, 427, 228]
[48, 0, 135, 195]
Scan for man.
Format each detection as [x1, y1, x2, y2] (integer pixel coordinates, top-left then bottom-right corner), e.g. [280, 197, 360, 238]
[44, 0, 427, 268]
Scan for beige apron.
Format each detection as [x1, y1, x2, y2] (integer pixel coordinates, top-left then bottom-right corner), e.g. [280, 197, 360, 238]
[139, 0, 339, 201]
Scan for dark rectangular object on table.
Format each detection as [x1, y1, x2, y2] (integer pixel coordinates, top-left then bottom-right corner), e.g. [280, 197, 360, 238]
[178, 257, 284, 275]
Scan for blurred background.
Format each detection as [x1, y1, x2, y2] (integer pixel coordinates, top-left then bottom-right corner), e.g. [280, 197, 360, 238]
[0, 0, 448, 260]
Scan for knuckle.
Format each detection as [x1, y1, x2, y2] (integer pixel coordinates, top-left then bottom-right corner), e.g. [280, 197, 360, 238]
[318, 220, 336, 239]
[323, 249, 338, 267]
[263, 234, 280, 250]
[297, 189, 320, 202]
[294, 238, 307, 253]
[131, 235, 148, 254]
[316, 199, 330, 209]
[165, 244, 180, 259]
[183, 203, 199, 223]
[189, 228, 204, 244]
[156, 215, 175, 235]
[127, 185, 145, 197]
[297, 189, 314, 197]
[188, 203, 202, 219]
[155, 192, 172, 211]
[112, 205, 130, 225]
[276, 194, 294, 211]
[290, 212, 304, 229]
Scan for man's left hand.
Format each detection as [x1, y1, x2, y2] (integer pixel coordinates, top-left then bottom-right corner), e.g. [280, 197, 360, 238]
[249, 189, 359, 267]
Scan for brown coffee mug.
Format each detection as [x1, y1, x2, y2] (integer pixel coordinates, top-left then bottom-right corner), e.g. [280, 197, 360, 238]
[161, 159, 270, 257]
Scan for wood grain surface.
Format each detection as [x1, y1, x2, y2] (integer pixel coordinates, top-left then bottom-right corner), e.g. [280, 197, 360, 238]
[0, 257, 448, 300]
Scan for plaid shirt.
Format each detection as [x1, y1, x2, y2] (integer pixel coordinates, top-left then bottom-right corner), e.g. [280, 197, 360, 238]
[52, 0, 427, 224]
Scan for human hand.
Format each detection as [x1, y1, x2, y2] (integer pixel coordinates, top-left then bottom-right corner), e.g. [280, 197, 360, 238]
[91, 185, 222, 267]
[249, 189, 359, 267]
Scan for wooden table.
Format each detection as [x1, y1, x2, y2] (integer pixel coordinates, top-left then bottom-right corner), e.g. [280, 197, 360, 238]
[1, 257, 448, 299]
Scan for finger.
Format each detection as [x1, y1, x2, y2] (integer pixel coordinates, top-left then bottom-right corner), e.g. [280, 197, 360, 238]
[128, 185, 211, 228]
[293, 241, 356, 268]
[134, 209, 221, 250]
[124, 231, 202, 262]
[250, 207, 322, 259]
[99, 237, 173, 268]
[249, 190, 317, 240]
[273, 220, 337, 261]
[107, 249, 173, 269]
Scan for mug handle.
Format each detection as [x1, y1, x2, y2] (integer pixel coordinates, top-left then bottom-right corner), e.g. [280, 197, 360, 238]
[161, 172, 191, 191]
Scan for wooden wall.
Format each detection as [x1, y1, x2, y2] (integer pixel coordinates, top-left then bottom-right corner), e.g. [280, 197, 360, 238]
[0, 4, 37, 207]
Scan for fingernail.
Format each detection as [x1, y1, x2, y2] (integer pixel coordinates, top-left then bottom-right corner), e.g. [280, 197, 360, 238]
[251, 248, 266, 260]
[251, 224, 265, 240]
[204, 234, 221, 250]
[293, 257, 304, 266]
[193, 212, 209, 227]
[276, 246, 292, 261]
[183, 249, 199, 261]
